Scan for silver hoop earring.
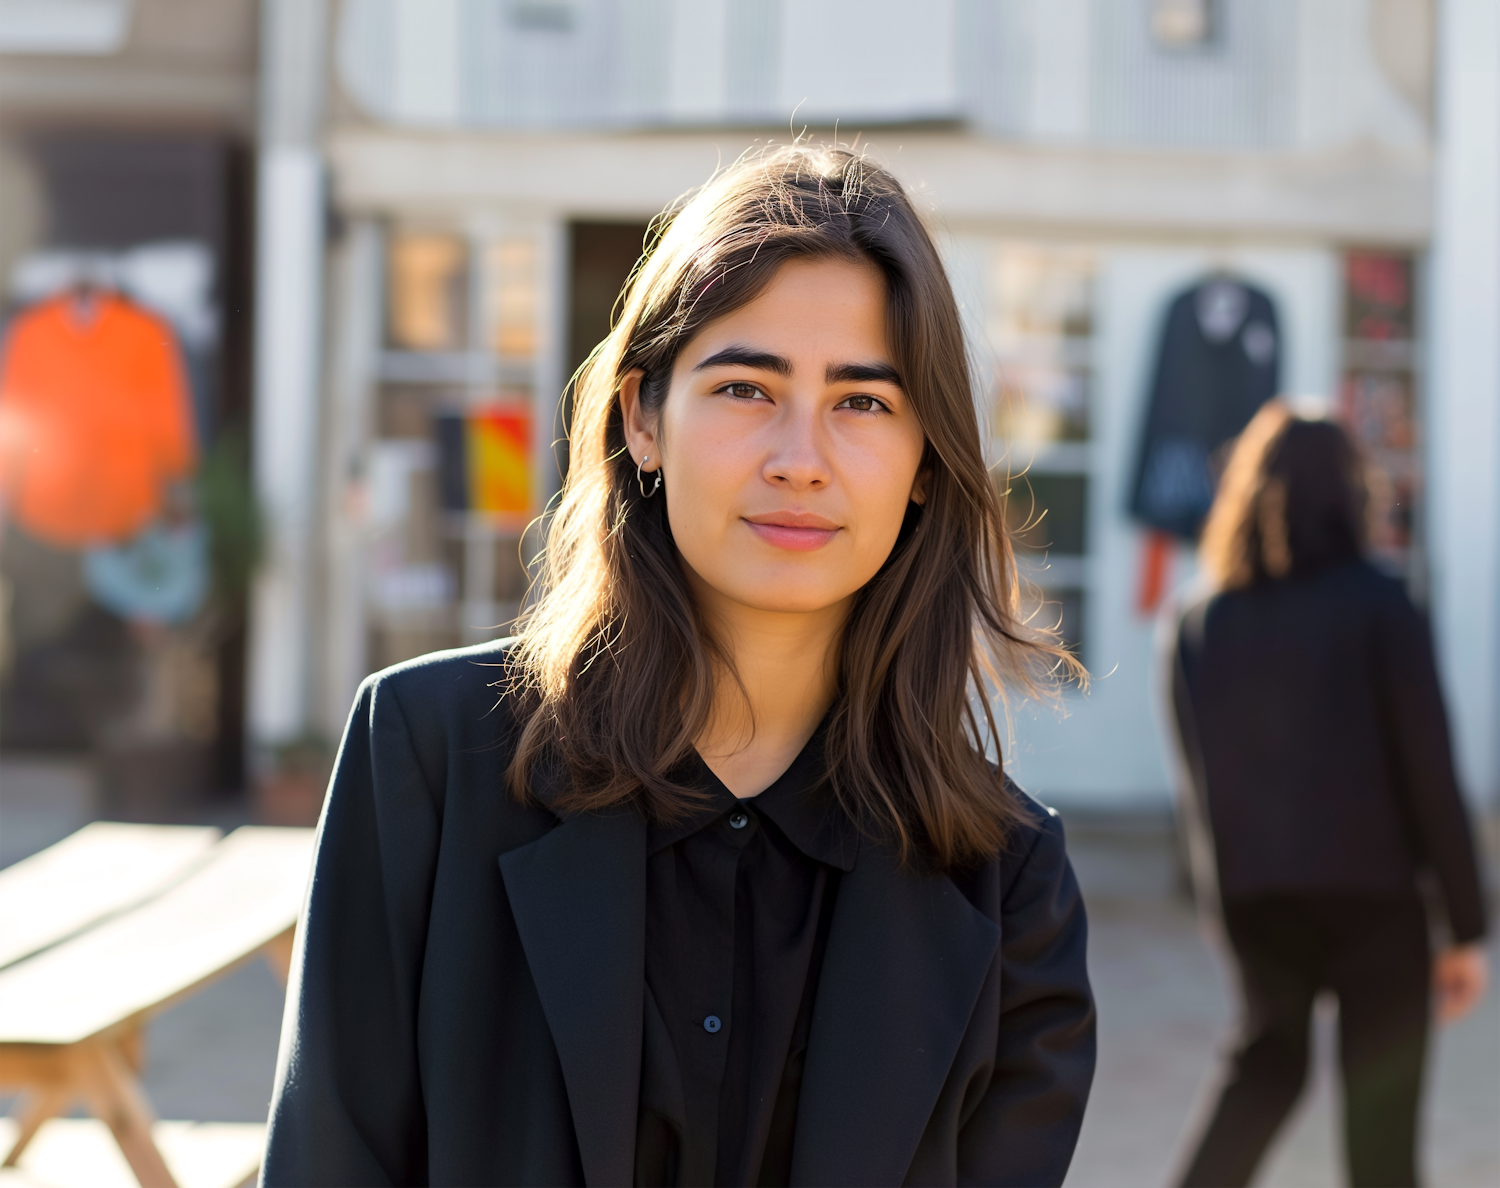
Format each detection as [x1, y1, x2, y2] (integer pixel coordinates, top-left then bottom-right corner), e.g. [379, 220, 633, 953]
[637, 454, 662, 499]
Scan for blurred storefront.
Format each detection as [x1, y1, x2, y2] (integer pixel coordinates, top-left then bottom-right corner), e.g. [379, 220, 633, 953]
[289, 0, 1497, 815]
[2, 0, 1488, 828]
[0, 0, 260, 814]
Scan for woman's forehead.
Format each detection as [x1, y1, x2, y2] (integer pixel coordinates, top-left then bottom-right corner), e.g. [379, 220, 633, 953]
[677, 258, 892, 371]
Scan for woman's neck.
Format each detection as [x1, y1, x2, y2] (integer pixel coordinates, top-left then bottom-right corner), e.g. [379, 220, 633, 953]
[690, 585, 850, 800]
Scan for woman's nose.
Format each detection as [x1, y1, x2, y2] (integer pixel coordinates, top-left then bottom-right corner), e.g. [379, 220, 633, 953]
[762, 409, 831, 489]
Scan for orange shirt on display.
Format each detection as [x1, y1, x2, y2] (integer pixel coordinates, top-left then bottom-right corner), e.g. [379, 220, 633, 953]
[0, 292, 197, 547]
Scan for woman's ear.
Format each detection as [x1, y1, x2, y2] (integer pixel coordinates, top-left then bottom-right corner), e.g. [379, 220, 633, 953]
[909, 465, 931, 506]
[619, 368, 661, 469]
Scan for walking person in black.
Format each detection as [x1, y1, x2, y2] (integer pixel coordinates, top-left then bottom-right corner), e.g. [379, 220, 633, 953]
[1168, 403, 1489, 1187]
[260, 146, 1096, 1187]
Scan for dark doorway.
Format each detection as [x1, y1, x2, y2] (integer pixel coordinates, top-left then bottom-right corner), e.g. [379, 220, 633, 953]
[561, 221, 652, 477]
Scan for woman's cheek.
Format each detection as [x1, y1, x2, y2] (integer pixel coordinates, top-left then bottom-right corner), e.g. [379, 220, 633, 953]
[850, 447, 919, 555]
[677, 436, 743, 514]
[663, 452, 739, 573]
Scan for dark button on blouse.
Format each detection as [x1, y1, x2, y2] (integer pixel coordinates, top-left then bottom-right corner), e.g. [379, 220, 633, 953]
[635, 729, 856, 1188]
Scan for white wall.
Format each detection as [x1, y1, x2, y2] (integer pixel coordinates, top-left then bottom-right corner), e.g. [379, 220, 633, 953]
[333, 0, 1433, 158]
[390, 0, 461, 124]
[667, 0, 730, 122]
[1292, 0, 1428, 150]
[1026, 0, 1091, 140]
[1426, 0, 1500, 809]
[779, 0, 959, 124]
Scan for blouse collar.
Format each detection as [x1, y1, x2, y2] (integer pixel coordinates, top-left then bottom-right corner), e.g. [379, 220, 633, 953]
[646, 721, 858, 872]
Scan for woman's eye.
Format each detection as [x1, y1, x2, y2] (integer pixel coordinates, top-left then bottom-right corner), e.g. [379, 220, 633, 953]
[720, 382, 765, 400]
[838, 394, 886, 413]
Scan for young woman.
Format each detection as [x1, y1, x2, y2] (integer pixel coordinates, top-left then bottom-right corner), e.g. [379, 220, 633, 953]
[262, 146, 1096, 1188]
[1168, 404, 1489, 1188]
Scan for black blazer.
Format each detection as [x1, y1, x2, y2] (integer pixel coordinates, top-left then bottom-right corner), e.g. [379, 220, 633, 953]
[1170, 561, 1488, 944]
[260, 642, 1096, 1188]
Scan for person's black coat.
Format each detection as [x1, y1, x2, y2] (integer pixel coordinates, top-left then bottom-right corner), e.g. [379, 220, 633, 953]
[1170, 561, 1488, 944]
[1129, 278, 1281, 539]
[260, 642, 1097, 1187]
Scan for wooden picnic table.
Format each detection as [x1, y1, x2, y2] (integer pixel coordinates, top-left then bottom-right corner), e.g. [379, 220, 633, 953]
[0, 823, 315, 1188]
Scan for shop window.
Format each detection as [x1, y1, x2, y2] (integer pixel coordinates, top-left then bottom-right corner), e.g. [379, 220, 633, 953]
[996, 363, 1090, 444]
[985, 242, 1096, 663]
[370, 225, 543, 669]
[486, 237, 539, 360]
[0, 133, 251, 801]
[1005, 473, 1090, 556]
[991, 246, 1093, 444]
[387, 232, 468, 351]
[1338, 249, 1421, 588]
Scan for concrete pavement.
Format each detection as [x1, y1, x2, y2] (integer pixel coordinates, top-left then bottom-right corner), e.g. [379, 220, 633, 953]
[2, 759, 1496, 1186]
[1063, 818, 1500, 1188]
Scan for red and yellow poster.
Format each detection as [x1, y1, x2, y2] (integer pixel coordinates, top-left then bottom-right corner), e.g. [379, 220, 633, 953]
[467, 404, 531, 521]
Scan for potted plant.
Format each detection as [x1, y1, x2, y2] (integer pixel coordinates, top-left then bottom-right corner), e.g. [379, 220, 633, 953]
[255, 732, 333, 827]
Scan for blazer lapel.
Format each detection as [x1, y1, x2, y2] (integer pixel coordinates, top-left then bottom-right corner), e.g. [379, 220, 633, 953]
[791, 844, 1001, 1187]
[499, 807, 647, 1188]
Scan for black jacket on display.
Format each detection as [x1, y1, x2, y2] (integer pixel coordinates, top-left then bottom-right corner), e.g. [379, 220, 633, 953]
[1129, 277, 1281, 539]
[259, 641, 1097, 1188]
[1170, 561, 1489, 944]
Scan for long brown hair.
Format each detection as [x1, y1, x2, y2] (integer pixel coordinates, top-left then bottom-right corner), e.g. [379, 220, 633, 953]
[506, 144, 1078, 869]
[1199, 401, 1368, 590]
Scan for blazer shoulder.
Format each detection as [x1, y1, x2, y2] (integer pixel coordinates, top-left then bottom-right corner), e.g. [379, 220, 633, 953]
[993, 778, 1070, 897]
[351, 638, 531, 793]
[362, 637, 523, 728]
[1003, 777, 1056, 829]
[942, 779, 1082, 940]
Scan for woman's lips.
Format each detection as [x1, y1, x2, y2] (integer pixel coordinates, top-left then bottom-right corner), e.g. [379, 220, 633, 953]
[743, 515, 840, 552]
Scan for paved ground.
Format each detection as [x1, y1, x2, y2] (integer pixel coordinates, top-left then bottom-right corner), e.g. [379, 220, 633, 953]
[1063, 821, 1500, 1188]
[3, 758, 1497, 1186]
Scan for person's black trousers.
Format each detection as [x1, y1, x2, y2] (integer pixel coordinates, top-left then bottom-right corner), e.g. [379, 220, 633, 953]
[1179, 894, 1431, 1188]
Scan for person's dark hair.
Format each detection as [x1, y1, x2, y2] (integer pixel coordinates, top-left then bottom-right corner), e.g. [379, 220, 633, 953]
[505, 144, 1080, 870]
[1200, 401, 1368, 590]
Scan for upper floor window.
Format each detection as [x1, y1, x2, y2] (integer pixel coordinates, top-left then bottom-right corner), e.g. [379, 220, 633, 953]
[507, 1, 576, 33]
[1150, 0, 1215, 50]
[0, 0, 133, 55]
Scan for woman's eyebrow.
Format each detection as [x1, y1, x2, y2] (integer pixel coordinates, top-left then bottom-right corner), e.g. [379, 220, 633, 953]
[692, 346, 793, 375]
[826, 360, 902, 386]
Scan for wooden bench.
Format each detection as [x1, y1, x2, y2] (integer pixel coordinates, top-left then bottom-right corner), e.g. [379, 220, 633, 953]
[0, 826, 316, 1188]
[0, 823, 221, 971]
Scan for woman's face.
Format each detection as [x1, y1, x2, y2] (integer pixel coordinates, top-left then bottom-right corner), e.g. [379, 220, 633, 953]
[621, 257, 927, 620]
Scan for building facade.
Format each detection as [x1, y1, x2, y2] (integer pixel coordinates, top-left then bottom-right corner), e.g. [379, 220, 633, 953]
[275, 0, 1499, 814]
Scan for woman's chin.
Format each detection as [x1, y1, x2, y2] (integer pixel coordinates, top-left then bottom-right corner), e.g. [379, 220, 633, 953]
[709, 580, 859, 618]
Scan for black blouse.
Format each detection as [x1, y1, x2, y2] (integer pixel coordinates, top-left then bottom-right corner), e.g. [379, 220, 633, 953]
[637, 735, 856, 1187]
